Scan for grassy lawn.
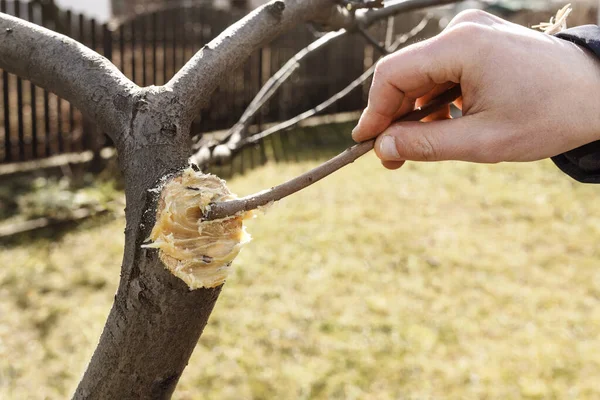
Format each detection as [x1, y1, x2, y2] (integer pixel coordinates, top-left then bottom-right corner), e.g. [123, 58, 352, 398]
[1, 154, 600, 399]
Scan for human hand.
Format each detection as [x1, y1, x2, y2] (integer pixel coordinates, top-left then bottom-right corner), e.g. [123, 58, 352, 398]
[351, 10, 600, 170]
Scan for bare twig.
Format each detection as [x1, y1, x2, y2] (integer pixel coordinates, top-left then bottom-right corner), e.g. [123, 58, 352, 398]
[237, 15, 431, 149]
[204, 85, 462, 221]
[0, 13, 137, 141]
[222, 30, 346, 152]
[191, 0, 463, 163]
[196, 14, 430, 167]
[357, 0, 461, 26]
[244, 66, 375, 146]
[385, 15, 395, 47]
[358, 27, 388, 54]
[341, 0, 385, 11]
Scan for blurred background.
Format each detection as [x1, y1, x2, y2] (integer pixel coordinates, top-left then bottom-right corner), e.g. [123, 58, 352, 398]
[2, 0, 600, 398]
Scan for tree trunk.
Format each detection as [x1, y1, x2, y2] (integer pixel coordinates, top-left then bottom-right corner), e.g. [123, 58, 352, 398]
[74, 90, 224, 399]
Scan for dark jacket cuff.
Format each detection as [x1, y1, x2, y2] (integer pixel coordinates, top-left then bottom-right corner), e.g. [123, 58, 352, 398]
[551, 25, 600, 183]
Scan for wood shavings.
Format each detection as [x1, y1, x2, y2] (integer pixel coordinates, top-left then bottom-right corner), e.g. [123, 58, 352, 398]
[533, 3, 572, 35]
[143, 168, 251, 289]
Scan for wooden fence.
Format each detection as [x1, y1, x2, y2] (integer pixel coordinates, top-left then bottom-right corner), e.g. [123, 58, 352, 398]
[0, 1, 432, 164]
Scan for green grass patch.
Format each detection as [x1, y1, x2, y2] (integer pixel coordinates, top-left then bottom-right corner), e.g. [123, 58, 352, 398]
[2, 155, 600, 399]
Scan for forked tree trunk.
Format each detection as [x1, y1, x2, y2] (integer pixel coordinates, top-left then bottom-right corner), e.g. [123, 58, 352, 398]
[73, 90, 226, 398]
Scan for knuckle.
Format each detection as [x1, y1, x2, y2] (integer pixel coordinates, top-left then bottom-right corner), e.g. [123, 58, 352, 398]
[373, 54, 394, 79]
[444, 21, 486, 42]
[449, 9, 490, 25]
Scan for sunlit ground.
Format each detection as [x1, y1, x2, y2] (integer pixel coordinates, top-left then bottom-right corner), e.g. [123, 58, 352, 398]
[2, 154, 600, 399]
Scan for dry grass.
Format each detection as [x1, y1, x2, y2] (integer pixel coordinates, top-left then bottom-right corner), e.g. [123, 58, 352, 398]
[2, 155, 600, 399]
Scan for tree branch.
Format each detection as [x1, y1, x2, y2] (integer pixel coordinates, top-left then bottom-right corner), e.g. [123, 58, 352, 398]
[204, 85, 461, 221]
[358, 27, 388, 54]
[209, 14, 430, 161]
[191, 0, 463, 165]
[357, 0, 462, 26]
[0, 13, 137, 141]
[216, 30, 346, 157]
[166, 0, 347, 123]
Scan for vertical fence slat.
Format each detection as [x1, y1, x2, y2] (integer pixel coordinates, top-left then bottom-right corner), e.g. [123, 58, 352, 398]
[141, 14, 147, 86]
[1, 0, 10, 162]
[75, 12, 86, 153]
[42, 90, 50, 157]
[103, 23, 113, 61]
[162, 11, 168, 83]
[90, 18, 98, 57]
[2, 72, 9, 163]
[118, 24, 125, 74]
[28, 1, 38, 159]
[102, 22, 113, 149]
[181, 9, 189, 65]
[152, 12, 157, 85]
[89, 18, 99, 153]
[65, 9, 75, 150]
[14, 1, 25, 160]
[131, 20, 137, 84]
[171, 9, 177, 77]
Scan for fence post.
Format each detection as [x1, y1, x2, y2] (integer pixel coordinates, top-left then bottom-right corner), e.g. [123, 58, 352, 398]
[152, 12, 157, 85]
[103, 23, 113, 62]
[14, 1, 25, 160]
[1, 0, 10, 162]
[28, 1, 39, 159]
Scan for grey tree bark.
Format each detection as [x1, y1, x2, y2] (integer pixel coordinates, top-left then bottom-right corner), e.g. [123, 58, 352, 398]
[0, 0, 463, 398]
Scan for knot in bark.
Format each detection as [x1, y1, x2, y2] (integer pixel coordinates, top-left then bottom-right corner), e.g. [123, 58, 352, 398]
[267, 0, 286, 20]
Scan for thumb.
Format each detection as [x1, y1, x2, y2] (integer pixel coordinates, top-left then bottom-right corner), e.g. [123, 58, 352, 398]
[374, 115, 496, 163]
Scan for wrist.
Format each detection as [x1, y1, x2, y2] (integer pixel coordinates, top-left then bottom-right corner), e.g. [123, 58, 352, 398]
[555, 26, 600, 141]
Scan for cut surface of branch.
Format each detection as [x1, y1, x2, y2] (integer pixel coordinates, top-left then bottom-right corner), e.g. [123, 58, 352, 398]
[204, 85, 462, 221]
[143, 168, 252, 289]
[0, 12, 137, 140]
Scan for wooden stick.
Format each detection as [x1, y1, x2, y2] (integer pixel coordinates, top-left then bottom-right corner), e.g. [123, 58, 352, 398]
[204, 85, 462, 221]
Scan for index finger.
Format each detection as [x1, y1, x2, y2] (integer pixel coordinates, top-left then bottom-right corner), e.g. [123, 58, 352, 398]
[351, 30, 465, 142]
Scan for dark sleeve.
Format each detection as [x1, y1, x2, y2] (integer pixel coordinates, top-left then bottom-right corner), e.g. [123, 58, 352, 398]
[551, 25, 600, 183]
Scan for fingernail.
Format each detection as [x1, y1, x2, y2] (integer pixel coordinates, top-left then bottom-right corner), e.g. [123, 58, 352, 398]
[351, 126, 360, 140]
[379, 135, 400, 160]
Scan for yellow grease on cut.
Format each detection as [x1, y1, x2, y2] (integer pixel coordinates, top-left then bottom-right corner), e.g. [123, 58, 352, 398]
[144, 168, 251, 289]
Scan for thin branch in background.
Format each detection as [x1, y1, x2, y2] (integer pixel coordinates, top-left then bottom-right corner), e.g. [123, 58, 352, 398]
[194, 0, 464, 161]
[358, 0, 461, 26]
[238, 14, 431, 149]
[204, 85, 462, 221]
[385, 15, 395, 47]
[222, 30, 346, 150]
[341, 0, 384, 11]
[358, 27, 389, 54]
[199, 14, 429, 166]
[244, 64, 377, 146]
